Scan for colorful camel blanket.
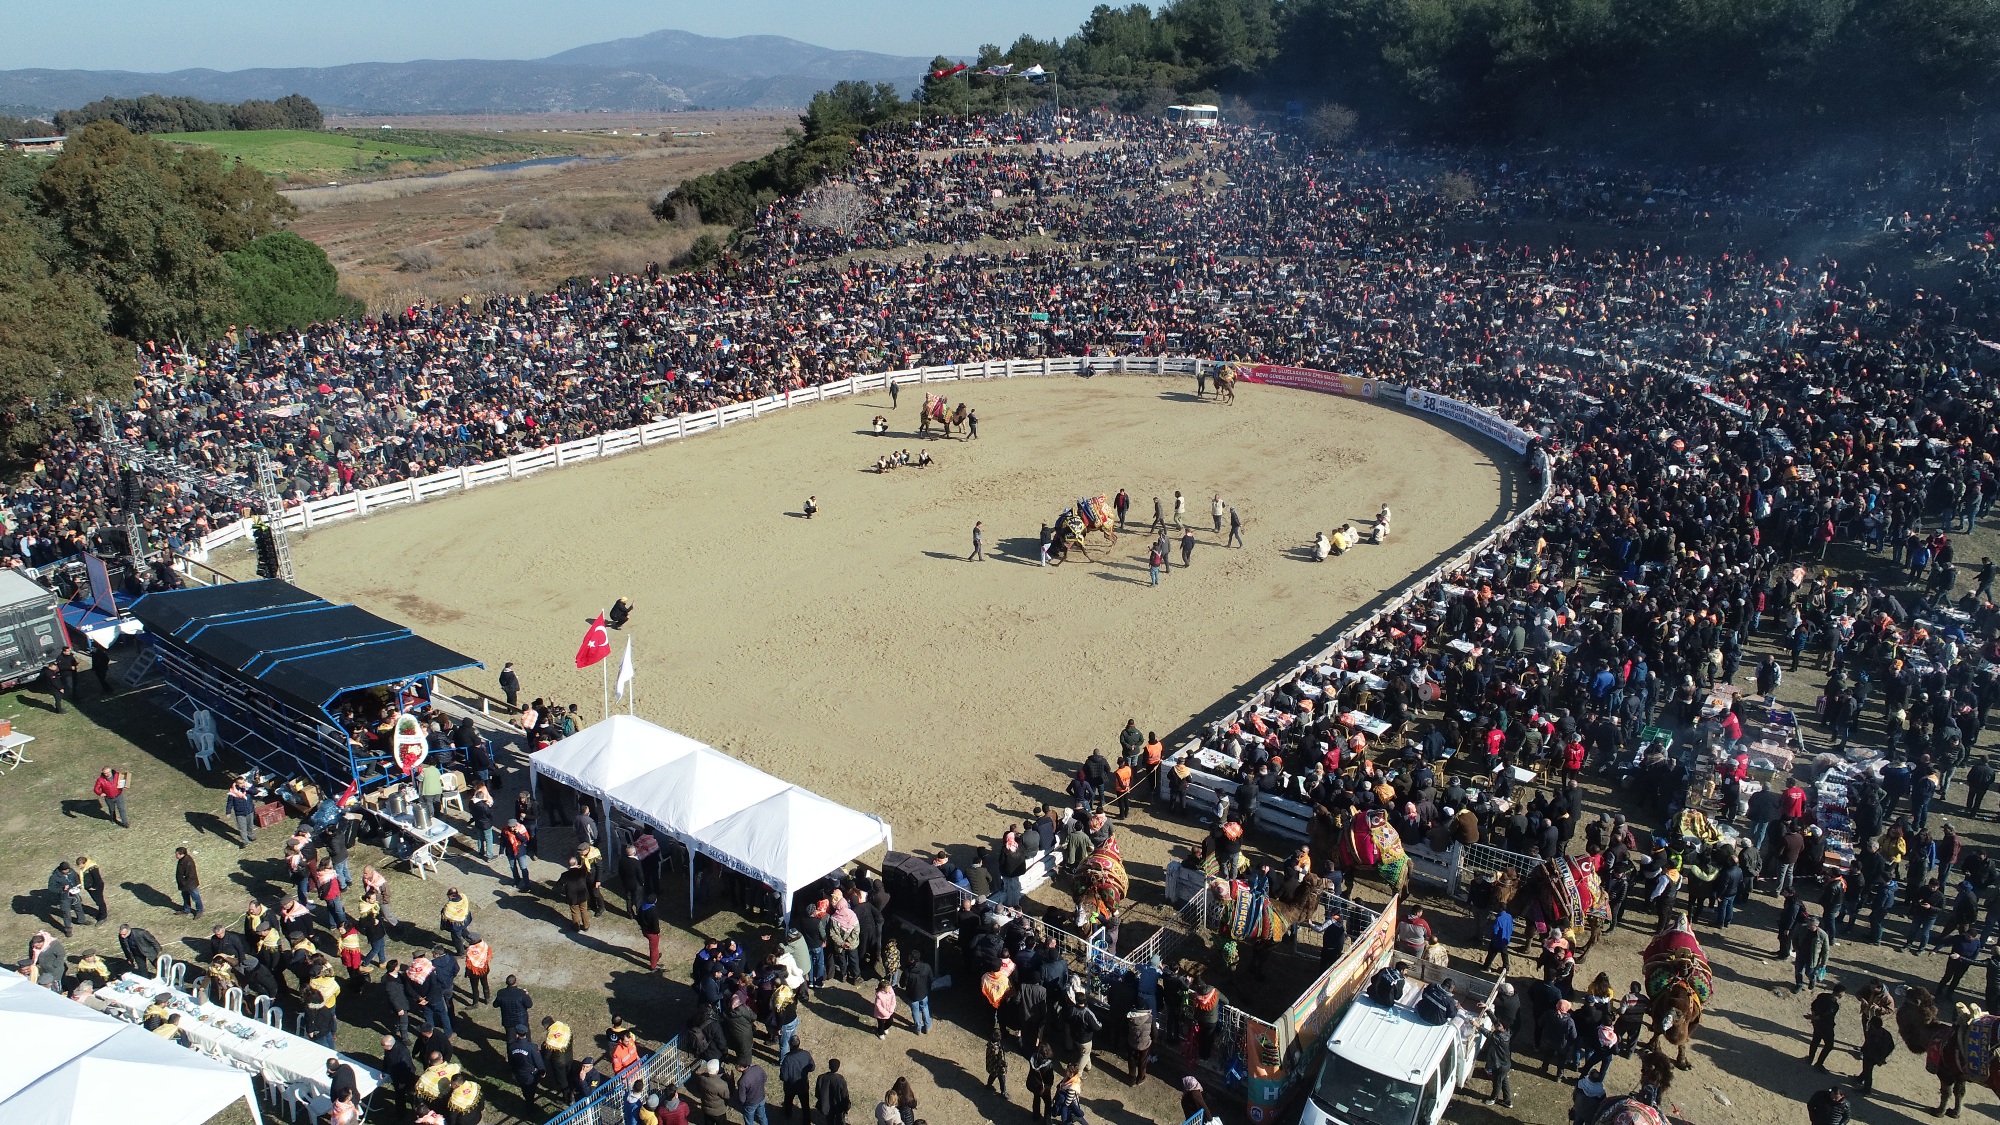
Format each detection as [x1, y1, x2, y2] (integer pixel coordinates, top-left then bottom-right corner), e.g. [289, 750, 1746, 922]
[1078, 837, 1128, 918]
[1079, 495, 1114, 528]
[1339, 810, 1408, 887]
[1593, 1097, 1668, 1125]
[1667, 808, 1723, 845]
[1546, 857, 1611, 924]
[1642, 927, 1713, 1008]
[1964, 1014, 2000, 1092]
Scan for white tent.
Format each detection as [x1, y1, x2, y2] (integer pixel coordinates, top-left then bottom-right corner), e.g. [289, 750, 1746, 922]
[0, 974, 263, 1125]
[529, 716, 893, 920]
[530, 713, 704, 794]
[609, 746, 792, 838]
[691, 787, 894, 911]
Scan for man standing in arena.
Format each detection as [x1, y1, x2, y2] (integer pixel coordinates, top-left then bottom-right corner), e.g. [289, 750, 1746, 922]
[1228, 507, 1244, 548]
[1212, 494, 1225, 533]
[1114, 490, 1130, 530]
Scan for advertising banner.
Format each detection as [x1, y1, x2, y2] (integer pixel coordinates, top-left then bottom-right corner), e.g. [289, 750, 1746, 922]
[1233, 363, 1378, 399]
[1403, 388, 1533, 454]
[1242, 897, 1400, 1121]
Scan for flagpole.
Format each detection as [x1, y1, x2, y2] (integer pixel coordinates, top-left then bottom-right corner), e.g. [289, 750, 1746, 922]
[601, 658, 609, 720]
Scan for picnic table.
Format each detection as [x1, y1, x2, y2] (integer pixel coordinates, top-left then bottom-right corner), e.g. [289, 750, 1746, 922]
[0, 729, 32, 769]
[367, 805, 458, 878]
[1339, 711, 1391, 737]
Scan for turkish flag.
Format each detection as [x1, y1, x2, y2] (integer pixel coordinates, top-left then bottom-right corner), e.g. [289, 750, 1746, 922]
[575, 613, 612, 669]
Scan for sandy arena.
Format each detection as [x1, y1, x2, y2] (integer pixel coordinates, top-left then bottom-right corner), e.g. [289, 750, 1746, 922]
[277, 372, 1514, 864]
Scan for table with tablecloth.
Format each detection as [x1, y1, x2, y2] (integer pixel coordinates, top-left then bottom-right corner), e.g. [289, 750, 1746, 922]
[95, 973, 382, 1104]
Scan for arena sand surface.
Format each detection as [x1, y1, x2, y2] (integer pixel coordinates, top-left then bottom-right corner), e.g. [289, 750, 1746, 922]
[285, 373, 1512, 866]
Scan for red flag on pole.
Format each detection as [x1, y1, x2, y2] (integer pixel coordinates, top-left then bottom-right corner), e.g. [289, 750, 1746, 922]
[930, 63, 968, 78]
[575, 613, 612, 669]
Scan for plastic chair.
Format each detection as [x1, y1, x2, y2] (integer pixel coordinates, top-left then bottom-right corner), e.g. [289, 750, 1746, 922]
[223, 986, 244, 1013]
[251, 994, 276, 1022]
[191, 710, 217, 736]
[264, 1005, 286, 1029]
[188, 728, 218, 769]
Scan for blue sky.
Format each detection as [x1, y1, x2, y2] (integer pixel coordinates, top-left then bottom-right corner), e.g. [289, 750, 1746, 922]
[2, 1, 1107, 71]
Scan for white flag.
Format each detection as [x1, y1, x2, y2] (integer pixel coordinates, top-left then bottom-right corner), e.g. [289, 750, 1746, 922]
[614, 637, 634, 700]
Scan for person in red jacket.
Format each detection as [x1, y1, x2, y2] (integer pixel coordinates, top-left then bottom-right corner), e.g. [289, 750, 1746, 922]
[93, 767, 130, 827]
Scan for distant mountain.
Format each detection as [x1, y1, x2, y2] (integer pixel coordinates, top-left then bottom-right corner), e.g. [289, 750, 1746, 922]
[0, 31, 936, 116]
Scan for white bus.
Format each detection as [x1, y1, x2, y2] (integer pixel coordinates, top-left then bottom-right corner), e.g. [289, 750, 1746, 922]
[1165, 104, 1220, 128]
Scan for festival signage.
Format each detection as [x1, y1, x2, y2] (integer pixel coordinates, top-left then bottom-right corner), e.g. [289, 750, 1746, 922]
[1242, 897, 1400, 1120]
[1404, 388, 1533, 454]
[1233, 363, 1378, 399]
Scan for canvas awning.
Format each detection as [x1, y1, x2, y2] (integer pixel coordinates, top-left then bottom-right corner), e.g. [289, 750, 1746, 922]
[0, 974, 262, 1125]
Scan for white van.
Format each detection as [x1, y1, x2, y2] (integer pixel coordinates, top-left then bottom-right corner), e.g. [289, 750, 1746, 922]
[1297, 960, 1498, 1125]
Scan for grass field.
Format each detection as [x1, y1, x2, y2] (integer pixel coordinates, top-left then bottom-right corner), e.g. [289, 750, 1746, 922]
[155, 128, 605, 183]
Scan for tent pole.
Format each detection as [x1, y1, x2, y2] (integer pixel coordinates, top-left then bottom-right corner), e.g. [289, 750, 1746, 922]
[688, 844, 699, 922]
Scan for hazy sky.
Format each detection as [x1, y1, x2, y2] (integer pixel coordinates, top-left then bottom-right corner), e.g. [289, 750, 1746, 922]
[2, 1, 1106, 71]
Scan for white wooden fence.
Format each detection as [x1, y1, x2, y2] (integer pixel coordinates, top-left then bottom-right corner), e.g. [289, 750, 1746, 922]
[187, 354, 1207, 561]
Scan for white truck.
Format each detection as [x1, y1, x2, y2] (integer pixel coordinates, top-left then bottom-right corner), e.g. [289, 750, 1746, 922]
[1297, 958, 1502, 1125]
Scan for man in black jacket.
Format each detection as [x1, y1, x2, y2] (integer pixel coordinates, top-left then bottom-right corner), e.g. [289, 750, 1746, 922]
[380, 1034, 418, 1117]
[617, 845, 645, 917]
[778, 1037, 814, 1120]
[382, 961, 416, 1040]
[495, 974, 534, 1034]
[855, 891, 883, 978]
[555, 859, 593, 931]
[904, 956, 935, 1034]
[1807, 1086, 1850, 1125]
[813, 1057, 850, 1125]
[117, 924, 161, 974]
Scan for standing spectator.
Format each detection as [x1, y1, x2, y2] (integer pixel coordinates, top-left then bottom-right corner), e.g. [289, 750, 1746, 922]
[637, 894, 662, 970]
[502, 819, 533, 885]
[735, 1059, 769, 1125]
[173, 847, 203, 919]
[1939, 929, 1982, 1000]
[225, 779, 258, 846]
[814, 1058, 850, 1125]
[1794, 916, 1831, 991]
[1481, 1018, 1514, 1107]
[381, 1034, 419, 1119]
[93, 767, 130, 827]
[1148, 544, 1164, 586]
[463, 932, 493, 1004]
[872, 979, 898, 1039]
[1806, 982, 1842, 1069]
[509, 1026, 547, 1106]
[1806, 1086, 1850, 1125]
[1857, 1017, 1894, 1095]
[1180, 527, 1195, 568]
[496, 974, 534, 1033]
[986, 1024, 1010, 1096]
[1124, 1002, 1153, 1085]
[46, 861, 80, 936]
[904, 953, 934, 1034]
[1211, 493, 1225, 533]
[556, 858, 593, 931]
[469, 785, 496, 858]
[440, 887, 472, 953]
[499, 663, 520, 709]
[779, 1037, 814, 1121]
[75, 855, 106, 924]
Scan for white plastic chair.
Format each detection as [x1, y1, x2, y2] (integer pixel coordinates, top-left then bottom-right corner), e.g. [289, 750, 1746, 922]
[191, 710, 216, 735]
[437, 771, 466, 816]
[223, 986, 244, 1013]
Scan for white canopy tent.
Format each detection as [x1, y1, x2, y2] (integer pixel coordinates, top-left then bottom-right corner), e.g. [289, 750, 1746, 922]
[529, 716, 892, 919]
[0, 974, 263, 1125]
[691, 787, 894, 912]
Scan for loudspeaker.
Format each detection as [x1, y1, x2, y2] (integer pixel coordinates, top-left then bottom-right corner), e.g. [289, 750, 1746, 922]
[881, 852, 958, 934]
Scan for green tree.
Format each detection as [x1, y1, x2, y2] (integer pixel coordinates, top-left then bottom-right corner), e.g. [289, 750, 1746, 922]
[33, 122, 274, 341]
[274, 94, 324, 131]
[230, 99, 289, 131]
[226, 231, 361, 330]
[0, 194, 133, 456]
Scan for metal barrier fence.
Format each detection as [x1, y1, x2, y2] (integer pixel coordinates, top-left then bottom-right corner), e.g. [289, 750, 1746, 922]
[1462, 842, 1545, 884]
[543, 1037, 690, 1125]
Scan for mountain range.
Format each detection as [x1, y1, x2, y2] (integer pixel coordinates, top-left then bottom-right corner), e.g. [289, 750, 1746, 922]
[0, 30, 938, 116]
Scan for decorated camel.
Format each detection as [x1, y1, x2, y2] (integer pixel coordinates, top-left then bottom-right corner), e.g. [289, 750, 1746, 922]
[1591, 1050, 1681, 1125]
[1202, 364, 1240, 404]
[916, 393, 970, 439]
[1643, 914, 1713, 1071]
[1492, 856, 1610, 960]
[1048, 495, 1118, 565]
[1334, 808, 1410, 893]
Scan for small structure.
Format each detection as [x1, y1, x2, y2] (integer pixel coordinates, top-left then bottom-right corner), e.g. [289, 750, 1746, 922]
[129, 579, 480, 788]
[6, 134, 66, 153]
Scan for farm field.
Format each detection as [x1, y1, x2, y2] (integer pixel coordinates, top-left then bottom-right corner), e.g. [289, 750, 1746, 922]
[154, 126, 625, 183]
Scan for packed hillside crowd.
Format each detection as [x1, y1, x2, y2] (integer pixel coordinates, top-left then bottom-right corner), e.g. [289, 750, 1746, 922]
[2, 109, 1997, 587]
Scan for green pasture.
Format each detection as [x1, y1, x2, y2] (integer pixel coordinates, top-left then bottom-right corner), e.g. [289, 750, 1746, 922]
[154, 128, 584, 180]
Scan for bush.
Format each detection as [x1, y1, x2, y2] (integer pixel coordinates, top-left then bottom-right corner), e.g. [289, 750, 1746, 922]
[226, 231, 364, 328]
[672, 233, 724, 271]
[590, 206, 655, 235]
[396, 244, 443, 272]
[459, 227, 494, 249]
[515, 202, 576, 230]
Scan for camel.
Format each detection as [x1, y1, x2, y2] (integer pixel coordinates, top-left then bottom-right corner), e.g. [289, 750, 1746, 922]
[1206, 366, 1237, 404]
[1641, 917, 1711, 1071]
[917, 401, 969, 439]
[1491, 858, 1608, 961]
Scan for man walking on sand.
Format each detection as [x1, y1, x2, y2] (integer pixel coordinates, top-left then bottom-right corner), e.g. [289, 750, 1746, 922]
[969, 521, 985, 562]
[1181, 528, 1196, 568]
[1173, 491, 1186, 530]
[499, 663, 519, 708]
[1151, 497, 1166, 533]
[1227, 507, 1243, 548]
[889, 380, 899, 410]
[1114, 490, 1130, 530]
